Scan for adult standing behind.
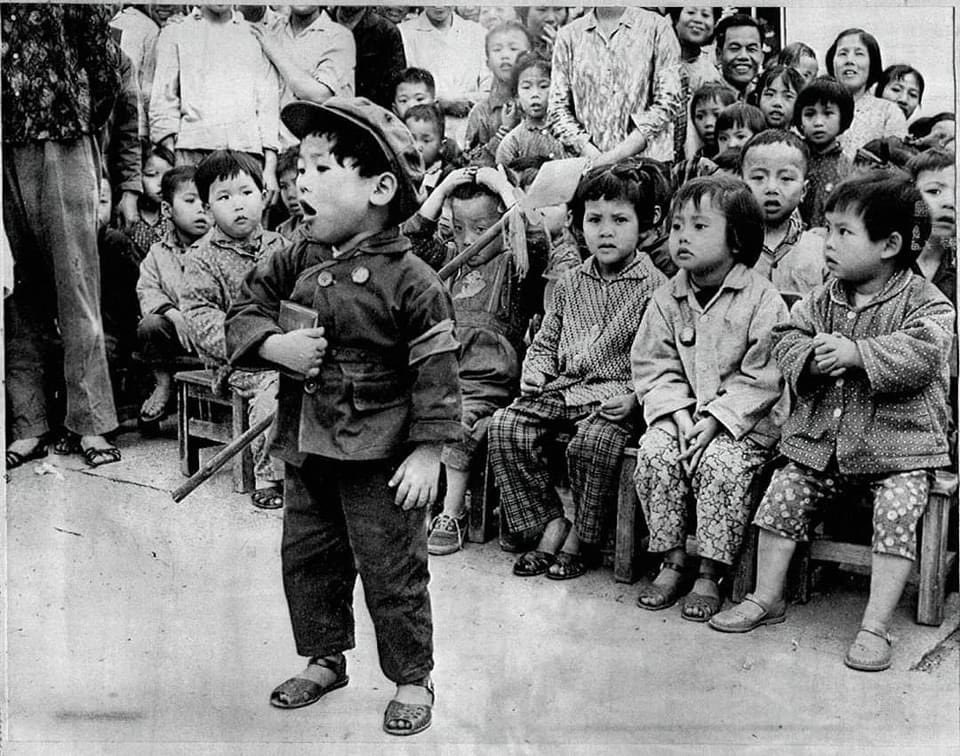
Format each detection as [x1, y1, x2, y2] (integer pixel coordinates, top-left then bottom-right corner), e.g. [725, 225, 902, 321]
[517, 6, 568, 59]
[109, 4, 160, 140]
[714, 13, 764, 103]
[333, 5, 405, 109]
[3, 4, 123, 469]
[548, 5, 682, 165]
[399, 7, 490, 118]
[250, 5, 356, 150]
[826, 28, 908, 160]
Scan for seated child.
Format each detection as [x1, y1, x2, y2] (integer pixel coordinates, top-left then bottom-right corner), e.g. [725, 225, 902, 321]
[740, 130, 828, 301]
[754, 64, 805, 131]
[716, 102, 766, 153]
[632, 175, 789, 622]
[403, 104, 464, 197]
[125, 144, 175, 261]
[464, 21, 532, 165]
[488, 161, 670, 580]
[672, 82, 737, 190]
[495, 52, 566, 166]
[794, 76, 855, 228]
[136, 166, 210, 426]
[709, 172, 954, 673]
[275, 146, 304, 241]
[421, 165, 546, 556]
[778, 42, 819, 87]
[180, 150, 288, 510]
[908, 148, 956, 305]
[225, 96, 461, 735]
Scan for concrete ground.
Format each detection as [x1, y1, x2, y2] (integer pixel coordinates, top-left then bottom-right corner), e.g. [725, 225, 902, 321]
[3, 425, 959, 754]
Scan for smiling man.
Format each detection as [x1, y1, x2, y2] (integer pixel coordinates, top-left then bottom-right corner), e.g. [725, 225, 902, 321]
[715, 13, 764, 102]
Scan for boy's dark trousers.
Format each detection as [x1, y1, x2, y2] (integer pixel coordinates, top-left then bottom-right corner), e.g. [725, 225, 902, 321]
[282, 454, 434, 685]
[137, 313, 190, 365]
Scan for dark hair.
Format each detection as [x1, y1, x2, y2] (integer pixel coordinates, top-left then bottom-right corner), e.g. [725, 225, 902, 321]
[712, 147, 743, 174]
[667, 6, 722, 43]
[403, 102, 445, 141]
[690, 81, 738, 115]
[754, 64, 806, 101]
[906, 148, 955, 180]
[714, 13, 762, 52]
[823, 171, 931, 268]
[510, 51, 551, 96]
[778, 42, 816, 67]
[793, 76, 855, 133]
[569, 159, 669, 234]
[854, 137, 918, 172]
[276, 146, 300, 178]
[716, 103, 766, 135]
[143, 142, 176, 169]
[825, 28, 884, 91]
[670, 175, 765, 267]
[739, 129, 810, 174]
[484, 20, 532, 56]
[160, 165, 197, 205]
[395, 67, 436, 96]
[506, 155, 549, 190]
[909, 112, 956, 140]
[875, 64, 925, 105]
[449, 180, 502, 206]
[515, 6, 569, 27]
[195, 150, 264, 203]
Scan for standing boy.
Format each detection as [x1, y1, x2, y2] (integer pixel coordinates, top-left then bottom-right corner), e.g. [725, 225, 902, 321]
[794, 77, 855, 229]
[224, 98, 461, 735]
[180, 151, 288, 509]
[741, 130, 828, 302]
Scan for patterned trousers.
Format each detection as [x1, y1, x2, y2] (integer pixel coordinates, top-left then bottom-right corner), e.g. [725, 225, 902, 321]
[229, 369, 283, 484]
[488, 394, 633, 545]
[634, 426, 770, 565]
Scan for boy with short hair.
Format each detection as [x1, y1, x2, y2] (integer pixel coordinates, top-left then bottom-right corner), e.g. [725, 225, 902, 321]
[224, 98, 461, 735]
[403, 103, 464, 196]
[136, 166, 210, 426]
[716, 102, 766, 152]
[741, 130, 828, 301]
[275, 146, 304, 241]
[672, 81, 737, 190]
[464, 21, 532, 165]
[794, 76, 855, 229]
[180, 150, 288, 509]
[908, 148, 956, 305]
[392, 67, 437, 118]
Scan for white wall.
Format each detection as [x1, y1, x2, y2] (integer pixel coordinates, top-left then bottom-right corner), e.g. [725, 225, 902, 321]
[783, 6, 956, 120]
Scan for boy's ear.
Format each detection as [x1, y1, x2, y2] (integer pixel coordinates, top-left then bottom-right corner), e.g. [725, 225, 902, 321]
[880, 231, 903, 261]
[800, 177, 809, 203]
[368, 172, 399, 209]
[161, 200, 173, 220]
[651, 206, 663, 227]
[565, 208, 573, 228]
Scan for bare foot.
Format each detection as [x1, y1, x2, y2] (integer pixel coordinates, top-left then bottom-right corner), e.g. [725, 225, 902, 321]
[140, 376, 172, 419]
[7, 437, 44, 457]
[392, 680, 434, 706]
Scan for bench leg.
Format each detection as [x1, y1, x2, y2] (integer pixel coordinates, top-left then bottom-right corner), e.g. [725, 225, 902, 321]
[614, 451, 639, 583]
[917, 489, 950, 626]
[179, 384, 200, 476]
[232, 394, 256, 494]
[467, 444, 498, 544]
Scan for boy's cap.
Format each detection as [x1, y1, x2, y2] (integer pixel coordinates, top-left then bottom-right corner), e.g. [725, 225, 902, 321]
[282, 97, 424, 217]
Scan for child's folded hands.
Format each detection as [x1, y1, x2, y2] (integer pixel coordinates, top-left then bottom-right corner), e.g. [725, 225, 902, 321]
[260, 327, 328, 378]
[811, 331, 863, 376]
[679, 414, 721, 477]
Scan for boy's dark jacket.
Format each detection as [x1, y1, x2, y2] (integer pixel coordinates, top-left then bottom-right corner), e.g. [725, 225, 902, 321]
[225, 227, 462, 465]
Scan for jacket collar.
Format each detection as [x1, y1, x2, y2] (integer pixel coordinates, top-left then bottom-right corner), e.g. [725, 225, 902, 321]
[309, 226, 411, 259]
[584, 7, 636, 33]
[579, 250, 652, 282]
[210, 224, 264, 257]
[827, 267, 915, 310]
[811, 140, 843, 158]
[670, 262, 752, 300]
[762, 210, 805, 265]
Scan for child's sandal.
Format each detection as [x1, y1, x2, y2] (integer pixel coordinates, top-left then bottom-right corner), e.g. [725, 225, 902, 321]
[383, 678, 435, 737]
[636, 560, 686, 611]
[844, 625, 892, 672]
[681, 573, 723, 623]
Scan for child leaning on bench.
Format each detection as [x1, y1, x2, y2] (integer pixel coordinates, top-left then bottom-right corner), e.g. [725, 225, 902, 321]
[224, 97, 460, 735]
[709, 172, 955, 674]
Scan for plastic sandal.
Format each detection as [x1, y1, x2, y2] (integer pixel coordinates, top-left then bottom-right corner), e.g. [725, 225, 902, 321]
[383, 678, 434, 737]
[844, 626, 892, 672]
[82, 445, 121, 468]
[636, 561, 687, 611]
[681, 573, 723, 623]
[546, 551, 588, 580]
[251, 485, 284, 510]
[5, 439, 48, 471]
[270, 654, 349, 709]
[513, 550, 557, 577]
[708, 593, 787, 633]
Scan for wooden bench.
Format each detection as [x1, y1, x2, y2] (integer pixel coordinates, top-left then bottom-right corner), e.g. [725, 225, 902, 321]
[174, 369, 255, 494]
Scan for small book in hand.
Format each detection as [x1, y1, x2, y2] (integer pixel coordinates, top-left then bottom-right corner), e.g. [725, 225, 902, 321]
[277, 300, 320, 381]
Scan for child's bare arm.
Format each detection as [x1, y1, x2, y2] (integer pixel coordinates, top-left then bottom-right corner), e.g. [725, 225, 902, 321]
[417, 167, 478, 221]
[388, 443, 442, 510]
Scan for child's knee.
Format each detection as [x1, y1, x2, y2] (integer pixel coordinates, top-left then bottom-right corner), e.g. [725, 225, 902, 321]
[871, 471, 929, 560]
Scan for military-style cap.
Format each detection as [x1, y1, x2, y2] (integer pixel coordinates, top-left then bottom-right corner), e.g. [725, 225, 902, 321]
[282, 97, 424, 217]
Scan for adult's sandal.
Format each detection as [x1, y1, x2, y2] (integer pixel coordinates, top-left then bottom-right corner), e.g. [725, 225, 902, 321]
[82, 445, 122, 468]
[383, 678, 434, 737]
[5, 439, 48, 471]
[270, 654, 349, 709]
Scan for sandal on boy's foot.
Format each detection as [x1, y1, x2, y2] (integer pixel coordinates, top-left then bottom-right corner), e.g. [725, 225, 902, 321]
[636, 561, 686, 611]
[427, 512, 468, 556]
[844, 626, 892, 672]
[5, 439, 48, 471]
[270, 654, 349, 709]
[513, 550, 556, 577]
[251, 484, 284, 510]
[708, 593, 787, 633]
[547, 551, 588, 580]
[681, 574, 723, 623]
[383, 678, 434, 737]
[82, 444, 122, 468]
[53, 430, 81, 456]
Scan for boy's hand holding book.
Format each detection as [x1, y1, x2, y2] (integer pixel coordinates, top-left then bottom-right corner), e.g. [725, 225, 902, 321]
[260, 327, 328, 379]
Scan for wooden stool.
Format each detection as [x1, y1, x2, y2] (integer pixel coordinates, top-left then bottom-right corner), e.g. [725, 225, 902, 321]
[777, 469, 958, 627]
[466, 442, 499, 544]
[175, 369, 255, 494]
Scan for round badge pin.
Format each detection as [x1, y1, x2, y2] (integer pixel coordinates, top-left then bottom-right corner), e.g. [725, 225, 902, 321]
[352, 266, 370, 285]
[679, 326, 696, 346]
[317, 271, 334, 287]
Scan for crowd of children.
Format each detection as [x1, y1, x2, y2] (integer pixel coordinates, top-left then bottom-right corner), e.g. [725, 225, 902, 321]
[4, 3, 957, 738]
